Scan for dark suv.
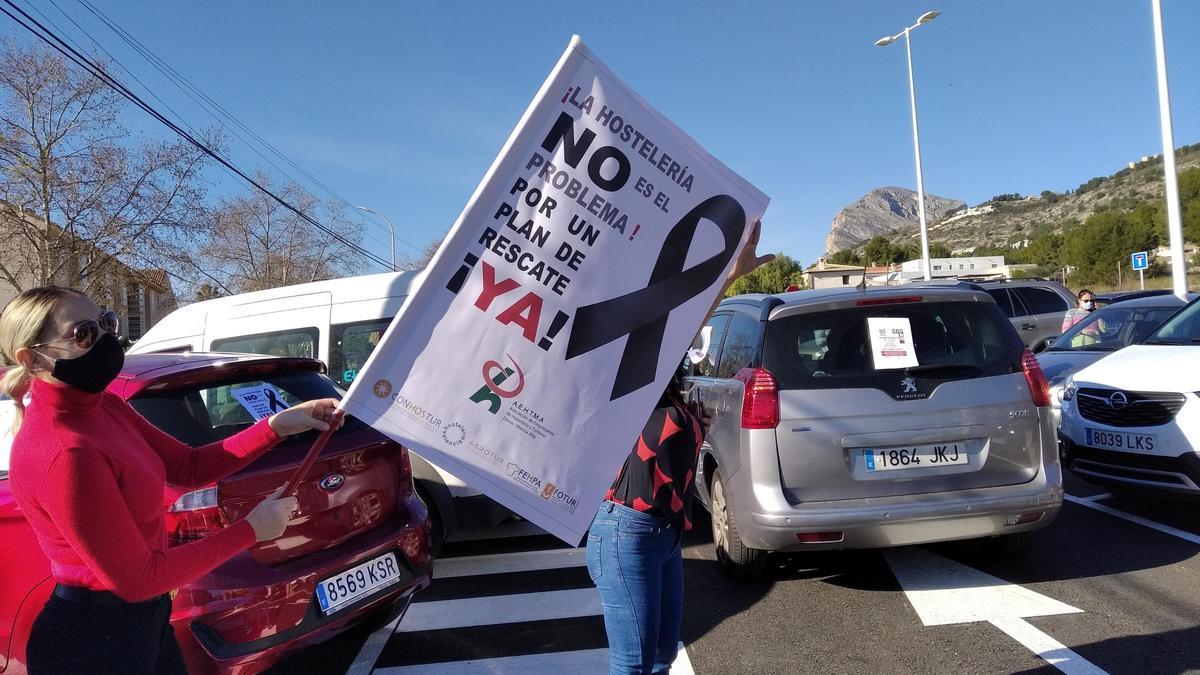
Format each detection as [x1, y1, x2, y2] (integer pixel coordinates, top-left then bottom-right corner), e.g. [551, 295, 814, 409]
[977, 280, 1075, 352]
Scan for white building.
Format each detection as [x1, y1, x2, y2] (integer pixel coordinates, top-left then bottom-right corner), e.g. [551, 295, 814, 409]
[900, 256, 1007, 281]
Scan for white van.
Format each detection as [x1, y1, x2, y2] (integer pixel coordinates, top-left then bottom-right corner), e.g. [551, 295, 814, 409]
[130, 270, 525, 549]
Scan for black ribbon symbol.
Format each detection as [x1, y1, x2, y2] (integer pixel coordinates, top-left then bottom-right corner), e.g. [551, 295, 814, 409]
[565, 194, 747, 400]
[265, 388, 286, 413]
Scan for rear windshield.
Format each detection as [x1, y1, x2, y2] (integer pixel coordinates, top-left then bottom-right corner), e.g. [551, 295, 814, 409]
[762, 301, 1022, 390]
[130, 371, 366, 446]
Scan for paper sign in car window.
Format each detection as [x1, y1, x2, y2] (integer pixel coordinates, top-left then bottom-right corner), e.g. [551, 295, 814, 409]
[231, 384, 290, 421]
[867, 317, 919, 369]
[687, 325, 713, 365]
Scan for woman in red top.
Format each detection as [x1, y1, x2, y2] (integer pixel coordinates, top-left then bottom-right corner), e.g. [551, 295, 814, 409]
[0, 286, 344, 674]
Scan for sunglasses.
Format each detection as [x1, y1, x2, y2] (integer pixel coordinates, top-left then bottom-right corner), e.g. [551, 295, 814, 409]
[32, 310, 120, 350]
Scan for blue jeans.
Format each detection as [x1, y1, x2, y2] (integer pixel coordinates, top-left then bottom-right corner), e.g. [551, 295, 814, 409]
[587, 500, 683, 675]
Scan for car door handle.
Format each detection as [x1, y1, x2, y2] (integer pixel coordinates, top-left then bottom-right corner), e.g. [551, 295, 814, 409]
[1021, 323, 1036, 330]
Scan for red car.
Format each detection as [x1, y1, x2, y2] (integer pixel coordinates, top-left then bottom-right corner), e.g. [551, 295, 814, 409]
[0, 353, 432, 674]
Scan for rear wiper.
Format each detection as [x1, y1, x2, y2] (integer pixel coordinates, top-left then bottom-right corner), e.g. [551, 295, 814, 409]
[904, 363, 978, 374]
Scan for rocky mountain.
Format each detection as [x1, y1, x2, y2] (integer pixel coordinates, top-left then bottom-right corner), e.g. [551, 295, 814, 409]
[877, 148, 1200, 254]
[825, 187, 966, 253]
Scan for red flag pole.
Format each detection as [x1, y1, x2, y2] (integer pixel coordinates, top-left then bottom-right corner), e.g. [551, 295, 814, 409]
[281, 410, 344, 498]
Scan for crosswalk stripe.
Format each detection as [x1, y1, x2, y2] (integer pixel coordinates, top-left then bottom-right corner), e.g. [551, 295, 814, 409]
[372, 643, 695, 675]
[397, 588, 601, 632]
[434, 547, 586, 579]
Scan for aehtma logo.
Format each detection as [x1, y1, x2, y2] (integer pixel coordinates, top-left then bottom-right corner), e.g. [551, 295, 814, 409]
[469, 354, 526, 414]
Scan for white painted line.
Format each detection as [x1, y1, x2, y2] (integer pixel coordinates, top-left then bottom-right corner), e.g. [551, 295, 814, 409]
[397, 588, 600, 633]
[990, 616, 1108, 675]
[345, 613, 402, 675]
[886, 548, 1108, 675]
[671, 642, 697, 675]
[1080, 492, 1113, 502]
[885, 547, 1082, 625]
[435, 547, 586, 579]
[1065, 494, 1200, 546]
[373, 643, 693, 675]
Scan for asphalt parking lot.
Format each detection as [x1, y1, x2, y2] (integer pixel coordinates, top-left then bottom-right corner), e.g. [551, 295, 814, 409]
[271, 472, 1200, 675]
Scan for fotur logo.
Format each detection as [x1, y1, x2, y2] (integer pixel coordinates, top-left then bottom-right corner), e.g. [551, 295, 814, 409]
[469, 355, 526, 414]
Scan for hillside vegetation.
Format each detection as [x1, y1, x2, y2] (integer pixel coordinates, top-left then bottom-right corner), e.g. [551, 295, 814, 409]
[829, 145, 1200, 286]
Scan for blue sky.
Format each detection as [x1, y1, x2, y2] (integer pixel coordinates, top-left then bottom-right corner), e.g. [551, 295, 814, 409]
[4, 0, 1198, 271]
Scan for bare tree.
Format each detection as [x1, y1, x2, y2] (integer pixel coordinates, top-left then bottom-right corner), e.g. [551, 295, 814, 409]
[0, 39, 210, 302]
[397, 231, 446, 271]
[193, 174, 365, 294]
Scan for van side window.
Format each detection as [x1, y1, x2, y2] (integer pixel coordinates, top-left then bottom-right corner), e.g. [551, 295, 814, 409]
[687, 315, 731, 378]
[716, 314, 762, 379]
[1013, 287, 1068, 315]
[986, 289, 1016, 318]
[330, 319, 393, 386]
[211, 328, 319, 359]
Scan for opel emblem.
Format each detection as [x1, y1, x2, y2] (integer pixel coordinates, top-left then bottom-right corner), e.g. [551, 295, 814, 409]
[318, 473, 346, 492]
[1108, 391, 1129, 410]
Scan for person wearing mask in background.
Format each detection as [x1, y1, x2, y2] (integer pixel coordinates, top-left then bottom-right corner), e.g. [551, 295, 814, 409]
[1061, 288, 1097, 333]
[0, 286, 346, 674]
[586, 221, 773, 675]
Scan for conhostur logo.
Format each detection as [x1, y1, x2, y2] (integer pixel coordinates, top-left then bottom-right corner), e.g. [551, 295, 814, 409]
[373, 379, 393, 398]
[469, 355, 526, 414]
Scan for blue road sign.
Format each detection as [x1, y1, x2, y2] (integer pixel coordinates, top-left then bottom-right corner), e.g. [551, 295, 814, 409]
[1131, 251, 1149, 271]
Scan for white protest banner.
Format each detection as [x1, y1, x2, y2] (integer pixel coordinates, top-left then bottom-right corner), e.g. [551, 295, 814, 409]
[340, 36, 769, 544]
[867, 317, 919, 369]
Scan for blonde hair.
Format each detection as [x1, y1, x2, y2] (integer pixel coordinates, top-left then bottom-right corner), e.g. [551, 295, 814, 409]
[0, 286, 82, 433]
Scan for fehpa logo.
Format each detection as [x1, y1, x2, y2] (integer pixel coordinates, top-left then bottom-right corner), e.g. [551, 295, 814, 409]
[469, 354, 526, 414]
[505, 462, 543, 493]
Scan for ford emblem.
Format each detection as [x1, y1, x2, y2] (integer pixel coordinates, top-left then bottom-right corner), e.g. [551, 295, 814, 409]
[318, 473, 346, 492]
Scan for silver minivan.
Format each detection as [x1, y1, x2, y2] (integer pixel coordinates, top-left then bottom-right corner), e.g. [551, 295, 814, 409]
[685, 285, 1063, 577]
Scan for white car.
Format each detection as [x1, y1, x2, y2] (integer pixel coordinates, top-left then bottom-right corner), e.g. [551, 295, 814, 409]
[1058, 295, 1200, 496]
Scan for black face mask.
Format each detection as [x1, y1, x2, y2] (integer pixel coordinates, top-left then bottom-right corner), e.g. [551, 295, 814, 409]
[46, 332, 125, 394]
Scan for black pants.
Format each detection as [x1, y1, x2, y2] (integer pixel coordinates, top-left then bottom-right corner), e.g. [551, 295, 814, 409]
[27, 586, 187, 674]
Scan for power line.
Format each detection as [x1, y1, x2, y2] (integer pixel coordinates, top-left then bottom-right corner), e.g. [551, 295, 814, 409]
[71, 0, 415, 254]
[0, 0, 395, 271]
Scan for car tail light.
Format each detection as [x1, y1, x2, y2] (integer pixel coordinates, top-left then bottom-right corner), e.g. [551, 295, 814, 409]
[166, 487, 228, 546]
[855, 296, 923, 306]
[1005, 511, 1045, 527]
[1021, 349, 1051, 407]
[797, 531, 844, 543]
[735, 368, 779, 429]
[398, 445, 414, 495]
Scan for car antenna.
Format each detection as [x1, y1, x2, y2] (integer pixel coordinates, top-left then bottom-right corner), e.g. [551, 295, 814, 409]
[857, 264, 868, 291]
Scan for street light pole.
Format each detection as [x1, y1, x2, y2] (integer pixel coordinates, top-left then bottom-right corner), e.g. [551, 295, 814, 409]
[1150, 0, 1187, 300]
[355, 206, 397, 272]
[877, 10, 941, 281]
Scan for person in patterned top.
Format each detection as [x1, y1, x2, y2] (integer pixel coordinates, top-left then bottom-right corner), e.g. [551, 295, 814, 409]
[603, 378, 703, 530]
[586, 221, 772, 674]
